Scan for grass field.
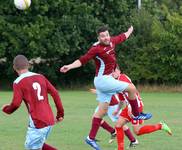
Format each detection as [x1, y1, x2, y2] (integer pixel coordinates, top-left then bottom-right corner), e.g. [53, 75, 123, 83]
[0, 91, 182, 150]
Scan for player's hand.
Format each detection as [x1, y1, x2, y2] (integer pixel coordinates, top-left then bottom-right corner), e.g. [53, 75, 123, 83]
[1, 104, 10, 113]
[60, 65, 70, 73]
[124, 25, 134, 39]
[128, 26, 133, 34]
[55, 117, 64, 123]
[89, 88, 96, 94]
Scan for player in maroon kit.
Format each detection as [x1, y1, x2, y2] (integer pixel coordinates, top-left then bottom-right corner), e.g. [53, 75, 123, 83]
[2, 55, 64, 150]
[60, 25, 151, 150]
[112, 68, 172, 150]
[90, 88, 139, 148]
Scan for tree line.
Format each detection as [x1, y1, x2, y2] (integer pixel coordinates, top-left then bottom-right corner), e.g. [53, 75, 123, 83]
[0, 0, 181, 87]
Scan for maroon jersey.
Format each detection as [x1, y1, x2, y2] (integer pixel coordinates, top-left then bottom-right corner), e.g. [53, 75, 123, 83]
[109, 94, 120, 106]
[79, 34, 126, 76]
[3, 72, 64, 128]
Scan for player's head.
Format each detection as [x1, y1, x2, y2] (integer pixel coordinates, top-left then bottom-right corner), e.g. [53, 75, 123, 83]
[97, 26, 111, 45]
[13, 55, 29, 72]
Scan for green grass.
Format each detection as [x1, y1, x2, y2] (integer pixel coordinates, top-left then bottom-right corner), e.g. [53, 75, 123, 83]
[0, 91, 182, 150]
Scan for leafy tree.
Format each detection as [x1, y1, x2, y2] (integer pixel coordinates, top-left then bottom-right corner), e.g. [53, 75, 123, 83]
[0, 0, 181, 87]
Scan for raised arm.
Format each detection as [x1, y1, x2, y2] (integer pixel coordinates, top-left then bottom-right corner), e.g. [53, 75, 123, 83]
[124, 26, 133, 39]
[111, 26, 134, 45]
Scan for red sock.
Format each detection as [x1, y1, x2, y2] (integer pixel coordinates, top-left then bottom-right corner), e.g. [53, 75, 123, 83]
[137, 124, 162, 136]
[128, 99, 139, 116]
[42, 143, 57, 150]
[115, 127, 124, 150]
[89, 117, 102, 140]
[124, 128, 136, 142]
[100, 121, 115, 134]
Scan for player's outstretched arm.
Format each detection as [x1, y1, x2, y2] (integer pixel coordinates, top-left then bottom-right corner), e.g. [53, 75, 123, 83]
[124, 26, 133, 39]
[60, 59, 82, 73]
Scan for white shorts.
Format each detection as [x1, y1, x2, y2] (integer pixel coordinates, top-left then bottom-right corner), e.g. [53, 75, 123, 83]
[25, 116, 52, 150]
[94, 75, 129, 103]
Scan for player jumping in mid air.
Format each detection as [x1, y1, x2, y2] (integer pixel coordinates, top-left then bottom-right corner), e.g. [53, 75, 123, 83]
[2, 55, 64, 150]
[60, 25, 151, 150]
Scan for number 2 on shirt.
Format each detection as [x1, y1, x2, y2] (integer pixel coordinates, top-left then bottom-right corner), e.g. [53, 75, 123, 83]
[32, 82, 44, 100]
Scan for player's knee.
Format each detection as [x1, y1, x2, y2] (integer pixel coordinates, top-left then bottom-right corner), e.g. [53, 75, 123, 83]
[94, 108, 107, 118]
[115, 121, 125, 128]
[100, 106, 108, 114]
[133, 129, 139, 136]
[135, 132, 140, 136]
[115, 123, 122, 128]
[100, 103, 109, 113]
[127, 84, 137, 99]
[129, 84, 137, 93]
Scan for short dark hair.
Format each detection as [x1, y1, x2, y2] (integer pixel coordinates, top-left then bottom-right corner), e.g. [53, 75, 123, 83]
[13, 55, 29, 70]
[97, 26, 109, 35]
